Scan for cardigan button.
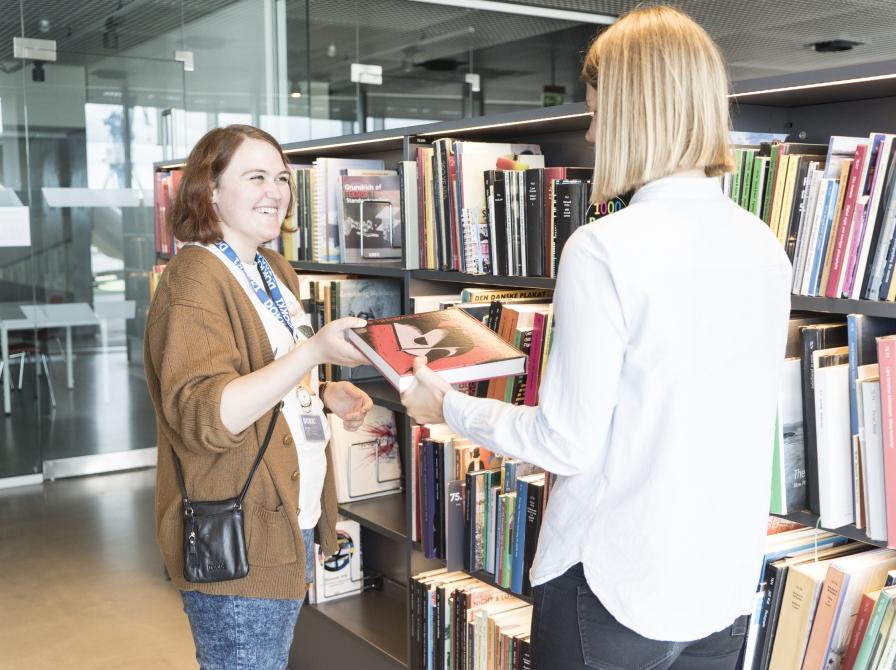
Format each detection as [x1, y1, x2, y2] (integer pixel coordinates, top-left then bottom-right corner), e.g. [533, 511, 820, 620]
[291, 471, 299, 482]
[283, 434, 293, 446]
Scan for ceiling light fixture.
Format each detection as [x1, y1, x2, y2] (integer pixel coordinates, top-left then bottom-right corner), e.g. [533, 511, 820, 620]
[730, 72, 896, 99]
[406, 0, 615, 25]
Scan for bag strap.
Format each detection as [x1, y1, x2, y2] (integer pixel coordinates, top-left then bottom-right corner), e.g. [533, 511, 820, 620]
[171, 402, 283, 506]
[237, 402, 282, 504]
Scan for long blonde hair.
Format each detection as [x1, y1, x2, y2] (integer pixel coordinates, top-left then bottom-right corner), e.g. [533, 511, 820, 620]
[582, 5, 734, 203]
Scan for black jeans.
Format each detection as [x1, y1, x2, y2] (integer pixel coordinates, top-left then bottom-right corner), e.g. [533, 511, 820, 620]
[531, 564, 748, 670]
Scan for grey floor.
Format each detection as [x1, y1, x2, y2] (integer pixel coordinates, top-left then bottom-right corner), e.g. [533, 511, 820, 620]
[0, 346, 157, 477]
[0, 468, 197, 669]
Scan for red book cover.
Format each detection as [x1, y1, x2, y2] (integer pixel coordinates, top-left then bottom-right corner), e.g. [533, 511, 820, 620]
[416, 148, 428, 268]
[842, 196, 871, 297]
[826, 144, 866, 297]
[523, 311, 546, 407]
[447, 152, 461, 271]
[348, 309, 527, 392]
[877, 334, 896, 548]
[842, 590, 879, 670]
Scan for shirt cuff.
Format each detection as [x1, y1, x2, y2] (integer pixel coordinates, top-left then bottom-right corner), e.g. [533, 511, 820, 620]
[443, 389, 473, 436]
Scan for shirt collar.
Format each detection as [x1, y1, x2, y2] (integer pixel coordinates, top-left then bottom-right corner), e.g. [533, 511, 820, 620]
[629, 174, 724, 205]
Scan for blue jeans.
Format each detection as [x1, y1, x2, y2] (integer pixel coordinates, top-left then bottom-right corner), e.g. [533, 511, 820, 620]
[181, 528, 316, 670]
[532, 563, 747, 670]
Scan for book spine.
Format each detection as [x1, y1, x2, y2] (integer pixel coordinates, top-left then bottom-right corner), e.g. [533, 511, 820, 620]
[801, 329, 822, 515]
[843, 591, 877, 670]
[523, 483, 544, 595]
[511, 478, 528, 594]
[828, 143, 868, 297]
[800, 566, 846, 670]
[877, 337, 896, 548]
[843, 198, 871, 297]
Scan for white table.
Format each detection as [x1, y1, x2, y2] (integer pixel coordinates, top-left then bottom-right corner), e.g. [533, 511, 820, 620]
[1, 303, 100, 414]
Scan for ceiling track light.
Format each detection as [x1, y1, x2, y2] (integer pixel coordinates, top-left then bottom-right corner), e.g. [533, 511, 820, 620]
[406, 0, 615, 25]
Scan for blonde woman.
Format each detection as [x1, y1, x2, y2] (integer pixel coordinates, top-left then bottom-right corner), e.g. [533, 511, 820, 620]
[402, 6, 791, 669]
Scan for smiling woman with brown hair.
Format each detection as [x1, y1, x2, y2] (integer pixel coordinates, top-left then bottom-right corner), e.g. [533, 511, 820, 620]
[145, 124, 373, 669]
[401, 6, 792, 669]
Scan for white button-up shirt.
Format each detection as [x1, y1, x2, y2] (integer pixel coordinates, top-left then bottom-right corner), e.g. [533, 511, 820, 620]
[443, 175, 793, 641]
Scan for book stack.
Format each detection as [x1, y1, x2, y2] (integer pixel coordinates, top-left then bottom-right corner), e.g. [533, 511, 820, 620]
[274, 159, 400, 263]
[739, 521, 896, 670]
[411, 424, 554, 599]
[726, 133, 896, 301]
[770, 313, 896, 547]
[300, 275, 402, 382]
[410, 287, 555, 407]
[153, 168, 182, 256]
[149, 264, 166, 297]
[410, 570, 532, 670]
[402, 140, 626, 277]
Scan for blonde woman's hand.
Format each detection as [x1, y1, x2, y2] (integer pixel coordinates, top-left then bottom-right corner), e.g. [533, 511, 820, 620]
[401, 357, 451, 425]
[306, 317, 370, 368]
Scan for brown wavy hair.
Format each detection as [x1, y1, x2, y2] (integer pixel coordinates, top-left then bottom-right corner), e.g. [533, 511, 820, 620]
[168, 124, 293, 244]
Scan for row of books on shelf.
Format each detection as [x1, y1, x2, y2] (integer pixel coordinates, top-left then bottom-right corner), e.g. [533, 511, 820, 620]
[726, 132, 896, 301]
[745, 521, 896, 670]
[771, 312, 896, 546]
[411, 423, 555, 600]
[403, 139, 624, 278]
[153, 169, 182, 256]
[410, 569, 532, 670]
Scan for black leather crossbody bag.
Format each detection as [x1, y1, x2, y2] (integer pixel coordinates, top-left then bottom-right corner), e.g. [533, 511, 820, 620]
[173, 403, 282, 583]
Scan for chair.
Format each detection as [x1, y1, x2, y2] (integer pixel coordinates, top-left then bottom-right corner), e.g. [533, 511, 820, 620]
[0, 337, 56, 408]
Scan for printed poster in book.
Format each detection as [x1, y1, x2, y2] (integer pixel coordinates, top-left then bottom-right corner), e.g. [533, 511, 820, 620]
[329, 405, 402, 504]
[339, 174, 402, 262]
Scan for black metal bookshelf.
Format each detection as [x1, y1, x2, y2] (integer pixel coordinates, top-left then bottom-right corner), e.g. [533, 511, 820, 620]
[289, 260, 406, 278]
[305, 580, 408, 667]
[774, 511, 887, 548]
[468, 570, 534, 605]
[152, 79, 896, 669]
[353, 379, 403, 413]
[410, 270, 556, 290]
[791, 295, 896, 318]
[338, 492, 407, 544]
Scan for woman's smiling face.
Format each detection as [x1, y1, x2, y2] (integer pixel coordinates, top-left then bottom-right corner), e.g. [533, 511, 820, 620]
[212, 137, 291, 250]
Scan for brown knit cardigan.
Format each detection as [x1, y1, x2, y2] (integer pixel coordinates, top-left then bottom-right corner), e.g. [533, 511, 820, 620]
[144, 245, 338, 599]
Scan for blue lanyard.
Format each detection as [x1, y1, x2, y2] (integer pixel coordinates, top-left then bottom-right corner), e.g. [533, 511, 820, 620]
[215, 240, 299, 342]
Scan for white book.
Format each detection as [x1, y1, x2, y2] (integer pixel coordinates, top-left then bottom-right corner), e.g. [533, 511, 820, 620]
[802, 177, 838, 295]
[400, 161, 420, 270]
[861, 377, 889, 542]
[328, 405, 402, 504]
[813, 347, 855, 529]
[792, 167, 823, 293]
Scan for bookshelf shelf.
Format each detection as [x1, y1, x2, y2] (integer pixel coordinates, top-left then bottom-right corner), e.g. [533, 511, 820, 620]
[791, 295, 896, 318]
[468, 570, 534, 605]
[410, 270, 556, 290]
[338, 493, 407, 543]
[353, 379, 403, 413]
[775, 511, 887, 548]
[290, 260, 406, 278]
[307, 580, 408, 667]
